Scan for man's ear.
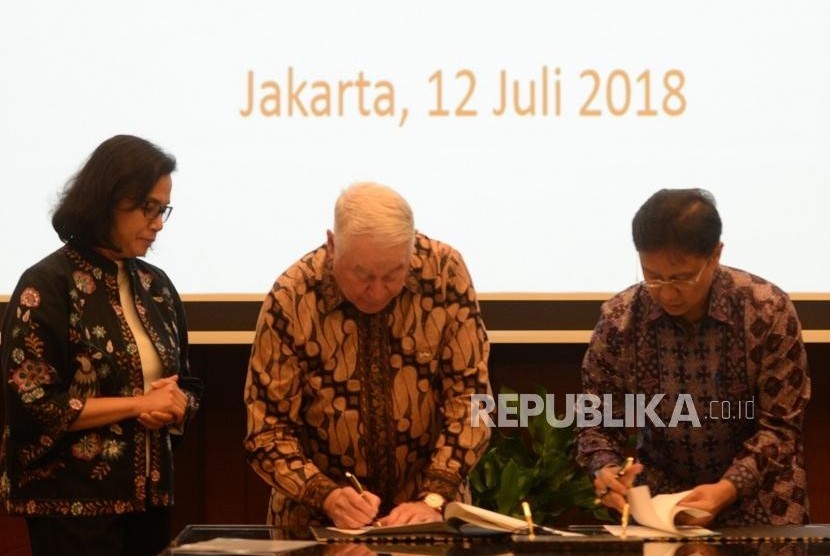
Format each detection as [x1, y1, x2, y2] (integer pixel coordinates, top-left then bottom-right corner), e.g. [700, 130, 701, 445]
[712, 241, 724, 264]
[326, 230, 335, 255]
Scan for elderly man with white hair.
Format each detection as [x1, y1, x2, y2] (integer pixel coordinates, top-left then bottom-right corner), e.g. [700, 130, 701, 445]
[244, 182, 492, 529]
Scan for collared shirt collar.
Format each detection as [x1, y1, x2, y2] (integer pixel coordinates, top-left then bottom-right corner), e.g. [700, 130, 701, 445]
[65, 242, 135, 278]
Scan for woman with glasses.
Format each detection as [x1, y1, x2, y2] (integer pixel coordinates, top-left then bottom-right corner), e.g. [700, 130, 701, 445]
[576, 188, 809, 527]
[0, 134, 202, 556]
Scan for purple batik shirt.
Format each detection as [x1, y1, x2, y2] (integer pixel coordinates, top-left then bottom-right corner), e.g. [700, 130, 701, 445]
[577, 266, 810, 525]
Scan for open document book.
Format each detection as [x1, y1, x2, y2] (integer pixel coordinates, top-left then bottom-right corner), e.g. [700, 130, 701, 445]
[604, 485, 718, 538]
[171, 538, 319, 554]
[311, 501, 574, 541]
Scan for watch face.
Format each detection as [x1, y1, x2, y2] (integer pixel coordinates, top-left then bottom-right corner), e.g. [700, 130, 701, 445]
[424, 493, 445, 509]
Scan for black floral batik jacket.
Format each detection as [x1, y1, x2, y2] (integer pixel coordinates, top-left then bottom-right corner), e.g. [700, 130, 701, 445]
[1, 244, 201, 517]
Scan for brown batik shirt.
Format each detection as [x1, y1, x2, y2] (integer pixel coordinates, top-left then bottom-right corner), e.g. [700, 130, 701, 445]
[577, 265, 810, 525]
[244, 233, 492, 527]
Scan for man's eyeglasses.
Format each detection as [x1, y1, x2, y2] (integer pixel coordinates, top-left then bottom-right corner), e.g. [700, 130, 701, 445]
[641, 257, 710, 291]
[141, 200, 173, 222]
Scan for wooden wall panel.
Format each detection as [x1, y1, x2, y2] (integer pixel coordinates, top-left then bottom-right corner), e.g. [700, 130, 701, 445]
[171, 342, 830, 528]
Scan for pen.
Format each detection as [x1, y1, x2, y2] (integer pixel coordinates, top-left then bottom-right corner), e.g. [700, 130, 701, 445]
[621, 502, 630, 539]
[567, 525, 607, 533]
[345, 471, 366, 494]
[618, 457, 634, 534]
[521, 501, 535, 540]
[594, 457, 636, 505]
[616, 457, 634, 479]
[345, 472, 383, 527]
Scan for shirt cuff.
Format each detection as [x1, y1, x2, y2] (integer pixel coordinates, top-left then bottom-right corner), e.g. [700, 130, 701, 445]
[302, 473, 339, 512]
[420, 471, 461, 502]
[723, 463, 760, 499]
[588, 453, 624, 479]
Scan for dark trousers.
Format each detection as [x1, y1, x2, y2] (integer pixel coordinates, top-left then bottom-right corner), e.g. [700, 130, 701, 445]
[26, 506, 171, 556]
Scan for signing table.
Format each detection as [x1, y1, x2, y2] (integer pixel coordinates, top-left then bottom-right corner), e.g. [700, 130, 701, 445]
[159, 524, 830, 555]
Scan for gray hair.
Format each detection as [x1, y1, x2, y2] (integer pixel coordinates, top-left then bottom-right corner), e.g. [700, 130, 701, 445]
[333, 182, 415, 250]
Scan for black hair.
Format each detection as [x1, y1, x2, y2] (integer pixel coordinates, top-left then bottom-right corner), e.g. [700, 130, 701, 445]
[51, 134, 176, 250]
[632, 188, 722, 256]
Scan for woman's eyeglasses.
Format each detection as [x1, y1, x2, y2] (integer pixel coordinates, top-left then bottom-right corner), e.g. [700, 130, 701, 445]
[141, 200, 173, 222]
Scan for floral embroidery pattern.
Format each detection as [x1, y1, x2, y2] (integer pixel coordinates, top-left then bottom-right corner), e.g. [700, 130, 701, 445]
[98, 363, 111, 378]
[9, 359, 56, 403]
[137, 269, 153, 291]
[2, 245, 198, 518]
[72, 434, 103, 461]
[101, 439, 126, 460]
[72, 271, 96, 294]
[91, 462, 112, 480]
[19, 287, 41, 308]
[69, 351, 105, 398]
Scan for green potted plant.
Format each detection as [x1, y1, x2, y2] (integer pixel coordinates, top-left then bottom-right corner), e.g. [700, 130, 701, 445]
[469, 386, 611, 526]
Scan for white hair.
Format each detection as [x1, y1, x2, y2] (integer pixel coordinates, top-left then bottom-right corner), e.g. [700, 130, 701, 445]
[333, 182, 415, 250]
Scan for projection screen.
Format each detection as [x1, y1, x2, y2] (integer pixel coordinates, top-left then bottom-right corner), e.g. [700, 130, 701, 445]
[1, 1, 828, 296]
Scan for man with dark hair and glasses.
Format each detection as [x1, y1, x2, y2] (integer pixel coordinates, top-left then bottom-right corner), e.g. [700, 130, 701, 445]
[577, 188, 810, 527]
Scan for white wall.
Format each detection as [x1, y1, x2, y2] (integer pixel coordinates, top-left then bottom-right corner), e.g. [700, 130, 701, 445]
[1, 1, 828, 294]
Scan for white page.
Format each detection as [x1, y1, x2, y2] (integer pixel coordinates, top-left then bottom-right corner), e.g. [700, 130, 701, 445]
[445, 501, 580, 535]
[605, 524, 715, 539]
[172, 537, 318, 554]
[445, 501, 527, 531]
[627, 485, 712, 535]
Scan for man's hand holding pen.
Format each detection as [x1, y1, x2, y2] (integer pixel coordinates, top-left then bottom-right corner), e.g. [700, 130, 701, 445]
[592, 457, 643, 513]
[324, 472, 445, 528]
[323, 473, 382, 529]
